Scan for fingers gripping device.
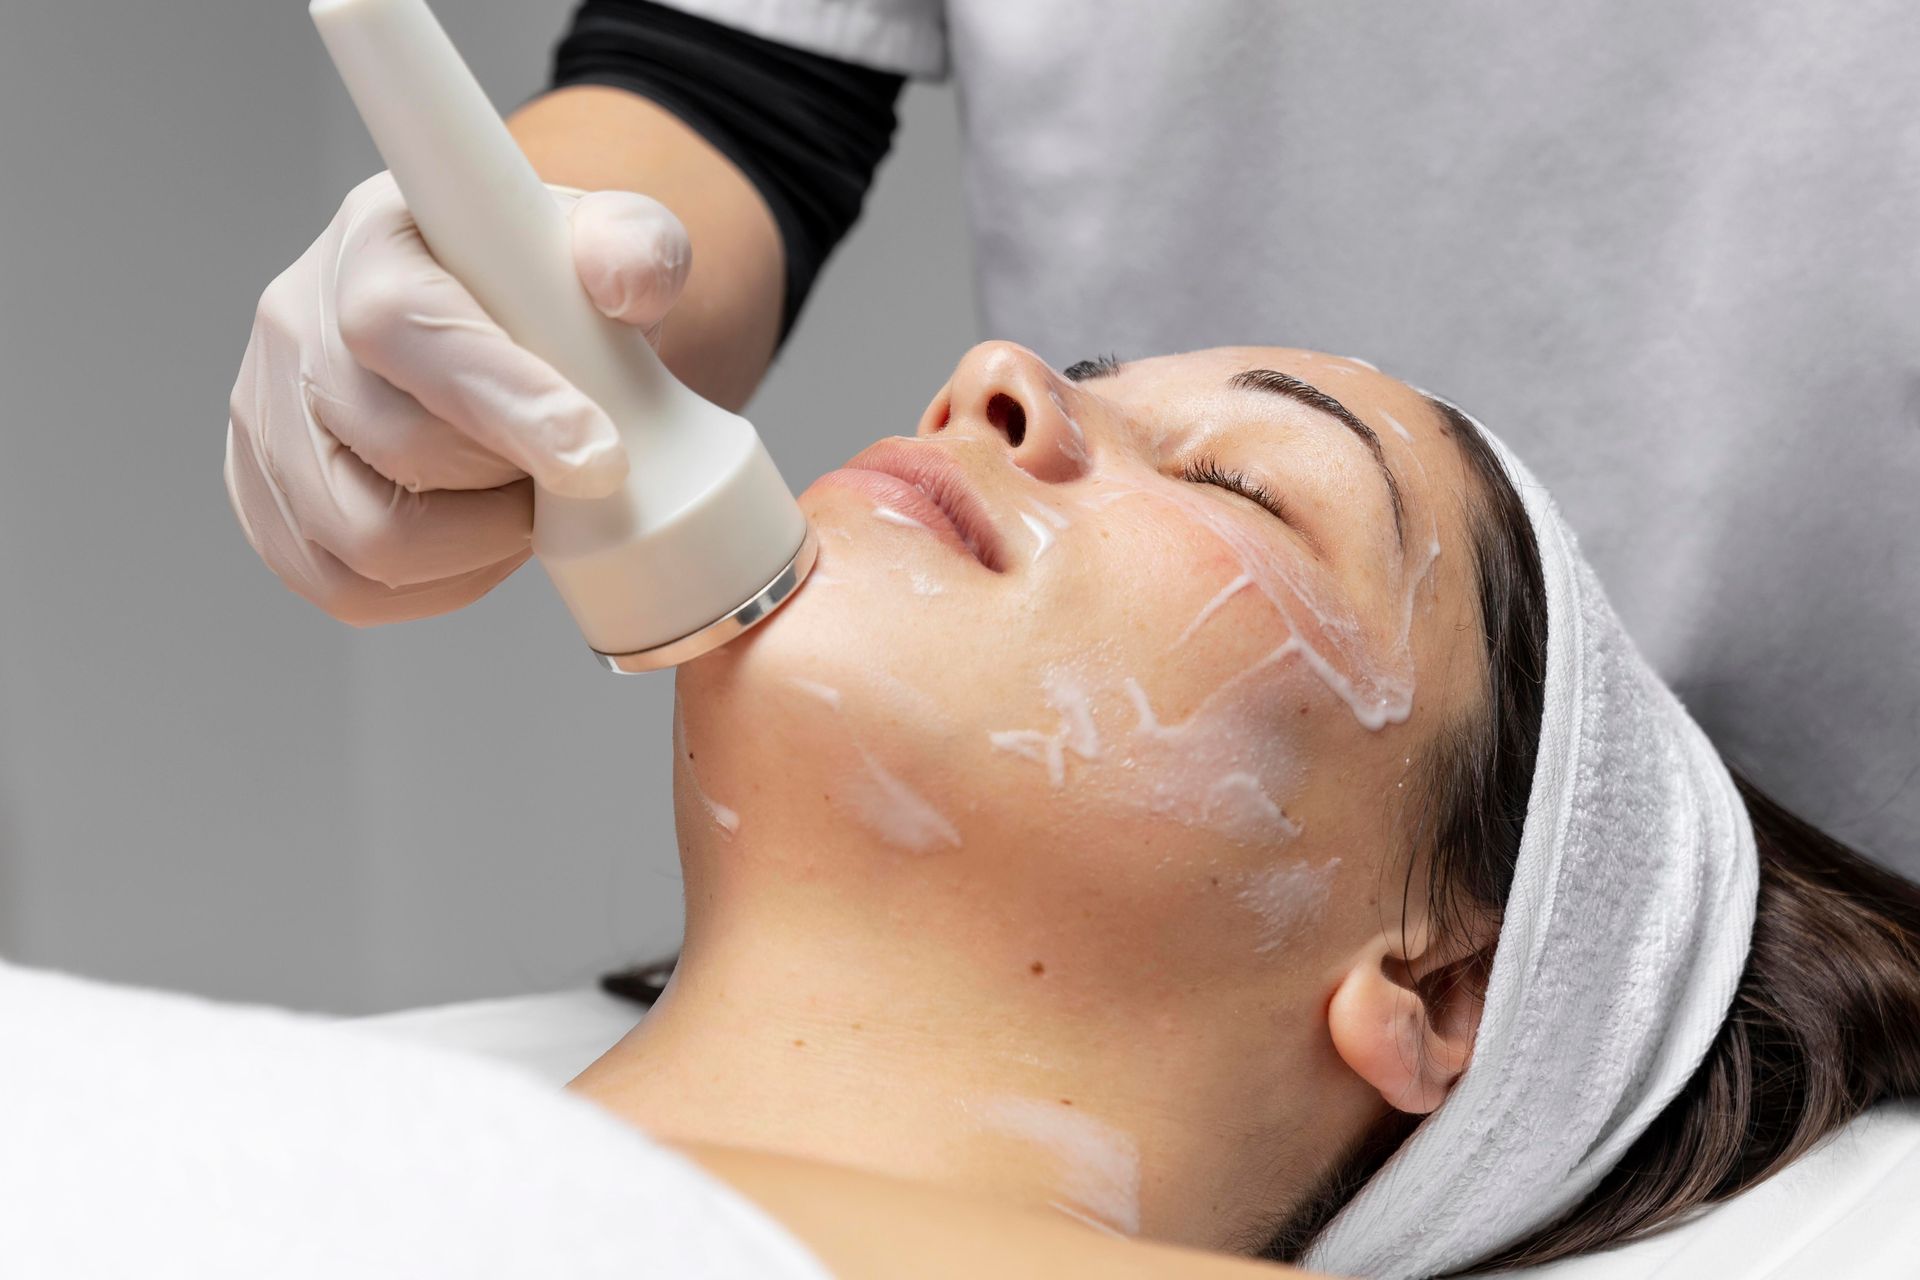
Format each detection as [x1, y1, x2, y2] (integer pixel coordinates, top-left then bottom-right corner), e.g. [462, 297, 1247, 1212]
[311, 0, 816, 671]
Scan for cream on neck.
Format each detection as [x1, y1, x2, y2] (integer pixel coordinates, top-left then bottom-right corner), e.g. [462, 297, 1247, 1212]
[566, 893, 1363, 1251]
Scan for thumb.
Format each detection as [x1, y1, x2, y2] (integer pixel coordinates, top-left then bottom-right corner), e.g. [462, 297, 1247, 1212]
[567, 190, 693, 341]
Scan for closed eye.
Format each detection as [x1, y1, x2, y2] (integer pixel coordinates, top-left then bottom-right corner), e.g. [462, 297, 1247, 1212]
[1183, 454, 1292, 524]
[1181, 455, 1324, 557]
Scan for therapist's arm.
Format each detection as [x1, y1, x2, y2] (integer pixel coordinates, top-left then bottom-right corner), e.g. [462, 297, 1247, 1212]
[509, 86, 784, 412]
[517, 0, 908, 410]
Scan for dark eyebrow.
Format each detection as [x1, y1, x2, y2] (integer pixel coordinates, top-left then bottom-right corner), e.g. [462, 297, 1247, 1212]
[1063, 353, 1122, 382]
[1227, 368, 1405, 547]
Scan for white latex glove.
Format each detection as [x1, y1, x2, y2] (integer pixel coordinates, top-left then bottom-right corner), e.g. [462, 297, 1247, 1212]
[225, 171, 691, 625]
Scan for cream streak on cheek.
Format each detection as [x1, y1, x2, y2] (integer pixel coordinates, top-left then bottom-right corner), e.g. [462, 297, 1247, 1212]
[785, 676, 843, 710]
[988, 668, 1102, 787]
[1029, 501, 1070, 529]
[1170, 571, 1254, 650]
[1019, 502, 1069, 559]
[1122, 673, 1303, 842]
[1019, 511, 1055, 558]
[783, 674, 964, 854]
[1236, 857, 1341, 951]
[988, 659, 1303, 846]
[847, 746, 962, 853]
[1091, 472, 1435, 731]
[825, 499, 949, 595]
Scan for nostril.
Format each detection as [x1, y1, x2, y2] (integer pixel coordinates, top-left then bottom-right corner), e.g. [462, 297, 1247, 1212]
[986, 393, 1027, 446]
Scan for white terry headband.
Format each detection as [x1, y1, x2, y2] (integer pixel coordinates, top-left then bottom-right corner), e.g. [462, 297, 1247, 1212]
[1303, 416, 1761, 1279]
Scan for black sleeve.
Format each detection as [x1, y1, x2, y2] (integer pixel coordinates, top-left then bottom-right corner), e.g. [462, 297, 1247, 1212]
[550, 0, 908, 342]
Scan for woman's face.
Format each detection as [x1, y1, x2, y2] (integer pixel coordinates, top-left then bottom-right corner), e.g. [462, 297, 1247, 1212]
[675, 343, 1486, 1025]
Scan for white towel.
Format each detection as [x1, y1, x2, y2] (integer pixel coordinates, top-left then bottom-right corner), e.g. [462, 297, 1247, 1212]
[1303, 419, 1760, 1279]
[0, 961, 831, 1280]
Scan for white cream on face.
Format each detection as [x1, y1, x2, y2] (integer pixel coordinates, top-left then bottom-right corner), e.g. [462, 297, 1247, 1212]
[1122, 672, 1303, 843]
[847, 745, 962, 853]
[1019, 511, 1057, 559]
[838, 504, 949, 596]
[989, 667, 1103, 788]
[973, 370, 1441, 945]
[981, 373, 1440, 854]
[971, 1095, 1142, 1236]
[1088, 475, 1423, 730]
[783, 673, 964, 853]
[673, 700, 740, 836]
[1048, 388, 1090, 463]
[1170, 571, 1254, 650]
[785, 676, 843, 710]
[1049, 1201, 1129, 1238]
[1029, 502, 1070, 529]
[867, 667, 958, 732]
[1235, 857, 1341, 951]
[988, 652, 1305, 848]
[777, 360, 1440, 939]
[1375, 418, 1447, 655]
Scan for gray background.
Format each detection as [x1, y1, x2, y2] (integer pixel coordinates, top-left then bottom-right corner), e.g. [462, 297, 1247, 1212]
[0, 0, 974, 1013]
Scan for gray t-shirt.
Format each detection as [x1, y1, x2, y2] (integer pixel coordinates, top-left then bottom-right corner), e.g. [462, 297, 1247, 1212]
[668, 0, 1920, 872]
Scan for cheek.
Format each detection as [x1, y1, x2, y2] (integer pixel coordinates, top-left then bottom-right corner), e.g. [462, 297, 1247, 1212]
[680, 463, 1426, 967]
[983, 658, 1312, 848]
[1048, 476, 1410, 727]
[949, 478, 1422, 956]
[977, 484, 1368, 855]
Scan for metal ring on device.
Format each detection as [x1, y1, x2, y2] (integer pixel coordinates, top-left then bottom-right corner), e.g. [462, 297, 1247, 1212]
[590, 523, 820, 674]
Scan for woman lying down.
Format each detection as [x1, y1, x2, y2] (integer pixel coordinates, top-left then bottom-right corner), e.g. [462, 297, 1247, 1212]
[15, 342, 1919, 1278]
[567, 341, 1920, 1277]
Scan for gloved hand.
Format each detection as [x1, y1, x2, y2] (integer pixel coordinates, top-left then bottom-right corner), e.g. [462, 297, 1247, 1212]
[225, 171, 691, 625]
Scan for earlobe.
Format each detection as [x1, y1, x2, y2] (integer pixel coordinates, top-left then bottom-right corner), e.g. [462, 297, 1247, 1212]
[1327, 934, 1484, 1115]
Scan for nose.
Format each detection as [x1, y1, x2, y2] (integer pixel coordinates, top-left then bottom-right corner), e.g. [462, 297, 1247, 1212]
[918, 342, 1092, 483]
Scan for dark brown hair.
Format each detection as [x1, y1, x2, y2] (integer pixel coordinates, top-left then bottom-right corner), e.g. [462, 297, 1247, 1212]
[1263, 399, 1920, 1273]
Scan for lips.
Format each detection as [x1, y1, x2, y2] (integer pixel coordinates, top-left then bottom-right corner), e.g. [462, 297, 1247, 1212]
[823, 439, 1008, 571]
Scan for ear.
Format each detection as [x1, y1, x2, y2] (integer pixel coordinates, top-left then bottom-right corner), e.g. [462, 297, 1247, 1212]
[1326, 923, 1490, 1115]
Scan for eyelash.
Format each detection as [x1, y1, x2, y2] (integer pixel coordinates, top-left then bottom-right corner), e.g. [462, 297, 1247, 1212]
[1182, 454, 1294, 525]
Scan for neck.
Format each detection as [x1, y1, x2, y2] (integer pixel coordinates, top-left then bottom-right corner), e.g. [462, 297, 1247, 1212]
[567, 879, 1348, 1249]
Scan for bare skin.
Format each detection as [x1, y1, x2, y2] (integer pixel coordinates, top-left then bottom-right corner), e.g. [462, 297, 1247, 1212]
[569, 343, 1502, 1273]
[668, 1139, 1343, 1278]
[509, 85, 785, 408]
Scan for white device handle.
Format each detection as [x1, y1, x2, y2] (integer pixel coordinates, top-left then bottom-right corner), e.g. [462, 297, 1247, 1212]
[311, 0, 811, 664]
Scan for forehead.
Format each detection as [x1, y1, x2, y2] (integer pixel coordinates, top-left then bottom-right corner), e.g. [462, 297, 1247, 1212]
[1098, 345, 1469, 463]
[1094, 346, 1401, 404]
[1087, 346, 1471, 485]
